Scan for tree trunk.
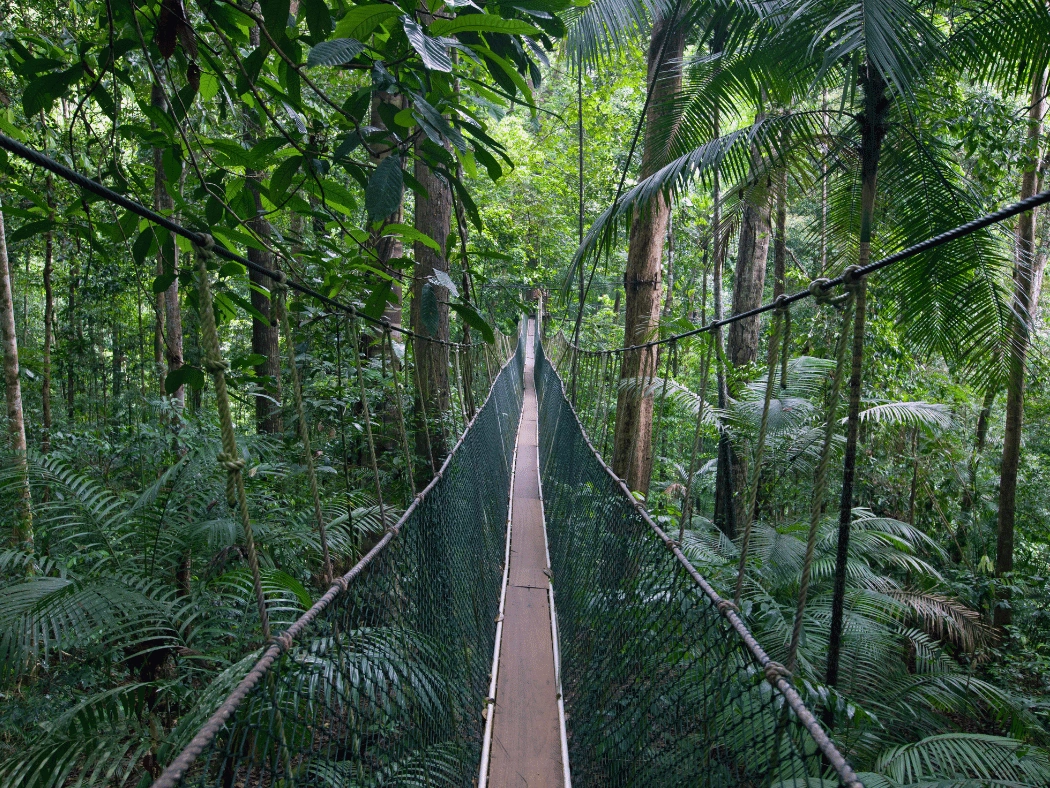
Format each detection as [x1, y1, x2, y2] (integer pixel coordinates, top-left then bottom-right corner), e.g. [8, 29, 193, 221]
[773, 165, 787, 299]
[994, 70, 1047, 631]
[0, 204, 32, 548]
[370, 94, 404, 330]
[42, 194, 54, 454]
[611, 11, 685, 495]
[152, 82, 183, 407]
[245, 18, 281, 433]
[726, 168, 772, 367]
[411, 153, 452, 463]
[662, 212, 675, 316]
[826, 65, 888, 695]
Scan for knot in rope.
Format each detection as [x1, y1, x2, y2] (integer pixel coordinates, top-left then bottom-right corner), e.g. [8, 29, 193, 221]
[716, 599, 739, 615]
[194, 233, 216, 259]
[808, 277, 833, 304]
[842, 264, 864, 289]
[773, 293, 790, 313]
[202, 356, 230, 375]
[270, 631, 294, 653]
[763, 661, 792, 683]
[216, 451, 247, 473]
[270, 269, 289, 297]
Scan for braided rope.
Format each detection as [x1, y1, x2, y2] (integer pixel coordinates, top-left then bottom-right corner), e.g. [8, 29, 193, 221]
[786, 279, 856, 670]
[193, 236, 270, 639]
[348, 316, 387, 529]
[734, 300, 787, 606]
[384, 326, 417, 496]
[274, 275, 333, 583]
[678, 334, 714, 542]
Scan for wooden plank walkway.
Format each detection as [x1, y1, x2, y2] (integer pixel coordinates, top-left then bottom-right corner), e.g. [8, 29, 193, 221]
[486, 318, 566, 787]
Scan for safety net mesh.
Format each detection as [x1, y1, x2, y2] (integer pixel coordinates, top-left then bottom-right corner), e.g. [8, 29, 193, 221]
[154, 327, 526, 788]
[534, 333, 862, 788]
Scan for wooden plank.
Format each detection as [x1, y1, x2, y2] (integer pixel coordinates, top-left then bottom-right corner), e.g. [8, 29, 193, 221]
[489, 585, 562, 787]
[487, 319, 564, 787]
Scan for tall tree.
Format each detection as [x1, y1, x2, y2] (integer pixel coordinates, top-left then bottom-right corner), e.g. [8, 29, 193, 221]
[245, 12, 281, 434]
[994, 70, 1047, 631]
[611, 9, 686, 494]
[152, 82, 184, 409]
[0, 202, 31, 548]
[410, 150, 452, 462]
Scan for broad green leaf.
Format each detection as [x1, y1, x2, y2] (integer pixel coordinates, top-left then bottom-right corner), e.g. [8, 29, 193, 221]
[402, 16, 453, 72]
[307, 38, 364, 66]
[450, 302, 495, 344]
[302, 0, 333, 39]
[430, 269, 459, 298]
[332, 4, 400, 40]
[420, 282, 440, 336]
[7, 219, 55, 245]
[362, 279, 394, 320]
[366, 155, 403, 220]
[383, 223, 440, 252]
[428, 15, 539, 37]
[165, 365, 205, 394]
[269, 155, 304, 202]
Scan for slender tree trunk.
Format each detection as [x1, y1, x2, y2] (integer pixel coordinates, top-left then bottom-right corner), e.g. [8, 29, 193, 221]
[152, 82, 183, 407]
[42, 192, 54, 454]
[67, 261, 78, 420]
[411, 152, 452, 462]
[726, 167, 772, 366]
[245, 16, 281, 433]
[773, 166, 787, 299]
[663, 212, 675, 316]
[826, 65, 888, 695]
[995, 70, 1047, 631]
[0, 204, 32, 548]
[611, 11, 685, 494]
[370, 94, 404, 330]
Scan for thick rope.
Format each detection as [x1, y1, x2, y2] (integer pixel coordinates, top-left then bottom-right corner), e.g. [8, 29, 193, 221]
[384, 325, 417, 496]
[679, 334, 714, 542]
[348, 316, 387, 529]
[734, 300, 787, 606]
[786, 277, 857, 671]
[274, 277, 333, 584]
[193, 236, 270, 639]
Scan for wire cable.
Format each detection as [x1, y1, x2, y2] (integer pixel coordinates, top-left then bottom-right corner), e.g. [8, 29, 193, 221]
[563, 186, 1050, 355]
[0, 133, 475, 349]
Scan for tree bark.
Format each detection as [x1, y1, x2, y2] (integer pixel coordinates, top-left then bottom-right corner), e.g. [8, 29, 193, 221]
[0, 204, 32, 548]
[611, 11, 685, 495]
[410, 153, 452, 463]
[152, 82, 183, 408]
[726, 170, 772, 367]
[994, 70, 1047, 631]
[826, 65, 888, 695]
[773, 165, 787, 299]
[42, 182, 54, 454]
[245, 17, 281, 433]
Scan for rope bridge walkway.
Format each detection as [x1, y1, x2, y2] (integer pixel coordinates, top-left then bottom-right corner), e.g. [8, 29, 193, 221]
[6, 134, 1050, 788]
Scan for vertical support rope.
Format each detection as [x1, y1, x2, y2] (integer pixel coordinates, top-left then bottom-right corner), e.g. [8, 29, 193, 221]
[734, 300, 787, 607]
[384, 325, 417, 496]
[193, 235, 270, 639]
[348, 315, 387, 528]
[274, 279, 333, 583]
[679, 334, 713, 542]
[785, 277, 855, 670]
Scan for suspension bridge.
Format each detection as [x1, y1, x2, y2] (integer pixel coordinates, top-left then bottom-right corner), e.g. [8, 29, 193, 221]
[4, 133, 1050, 787]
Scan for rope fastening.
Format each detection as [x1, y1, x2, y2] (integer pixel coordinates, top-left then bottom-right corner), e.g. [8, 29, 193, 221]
[193, 235, 271, 639]
[764, 661, 792, 683]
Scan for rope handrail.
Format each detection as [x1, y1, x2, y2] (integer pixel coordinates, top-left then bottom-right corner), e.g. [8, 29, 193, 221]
[535, 332, 864, 788]
[0, 133, 483, 350]
[561, 186, 1050, 356]
[150, 328, 526, 788]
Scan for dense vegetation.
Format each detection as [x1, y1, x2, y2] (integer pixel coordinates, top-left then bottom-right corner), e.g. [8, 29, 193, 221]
[2, 0, 1050, 784]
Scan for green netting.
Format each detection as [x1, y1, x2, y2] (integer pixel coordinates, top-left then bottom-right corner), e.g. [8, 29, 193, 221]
[152, 327, 526, 788]
[534, 333, 862, 788]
